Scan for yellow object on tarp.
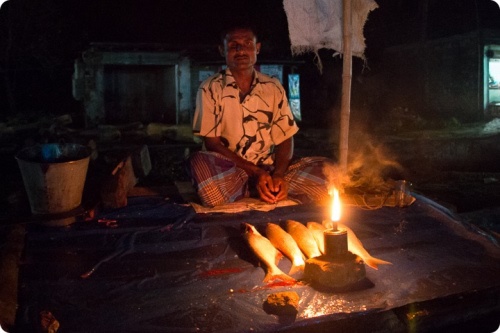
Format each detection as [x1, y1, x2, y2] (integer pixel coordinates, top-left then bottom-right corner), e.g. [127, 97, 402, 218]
[191, 197, 300, 214]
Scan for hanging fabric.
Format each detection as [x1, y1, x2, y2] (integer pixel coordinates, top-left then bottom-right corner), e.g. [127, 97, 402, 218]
[283, 0, 378, 71]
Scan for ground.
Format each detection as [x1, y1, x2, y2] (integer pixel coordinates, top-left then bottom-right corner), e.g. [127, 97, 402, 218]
[0, 116, 499, 331]
[2, 117, 500, 232]
[297, 120, 500, 231]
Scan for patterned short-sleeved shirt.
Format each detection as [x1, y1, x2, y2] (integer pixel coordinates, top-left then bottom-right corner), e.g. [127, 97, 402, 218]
[193, 68, 299, 165]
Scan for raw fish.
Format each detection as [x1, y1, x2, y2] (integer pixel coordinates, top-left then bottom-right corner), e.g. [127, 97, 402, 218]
[314, 221, 392, 270]
[285, 220, 322, 259]
[265, 223, 305, 275]
[242, 223, 296, 283]
[306, 221, 326, 253]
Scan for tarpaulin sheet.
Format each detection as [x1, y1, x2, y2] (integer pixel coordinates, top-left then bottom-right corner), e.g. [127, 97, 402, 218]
[15, 194, 500, 332]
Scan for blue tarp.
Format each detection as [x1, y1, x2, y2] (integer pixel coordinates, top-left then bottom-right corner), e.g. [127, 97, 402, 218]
[15, 194, 500, 332]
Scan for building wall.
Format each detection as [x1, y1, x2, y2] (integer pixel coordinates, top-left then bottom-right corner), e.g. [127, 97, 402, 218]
[178, 57, 193, 124]
[381, 31, 484, 123]
[74, 48, 193, 127]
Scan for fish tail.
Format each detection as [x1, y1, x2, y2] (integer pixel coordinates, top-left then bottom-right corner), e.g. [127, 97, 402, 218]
[365, 257, 392, 270]
[274, 251, 283, 266]
[263, 270, 296, 283]
[288, 263, 305, 275]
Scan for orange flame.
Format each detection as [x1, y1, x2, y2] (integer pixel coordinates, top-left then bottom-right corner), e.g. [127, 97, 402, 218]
[331, 188, 341, 222]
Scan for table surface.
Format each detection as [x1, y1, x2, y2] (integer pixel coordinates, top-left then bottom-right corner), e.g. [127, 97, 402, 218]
[14, 193, 500, 332]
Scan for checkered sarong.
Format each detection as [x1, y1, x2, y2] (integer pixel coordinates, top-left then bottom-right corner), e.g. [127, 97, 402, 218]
[285, 156, 332, 201]
[188, 151, 332, 207]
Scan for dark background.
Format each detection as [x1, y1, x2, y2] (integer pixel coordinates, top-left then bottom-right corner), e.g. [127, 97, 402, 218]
[1, 0, 500, 127]
[0, 5, 499, 333]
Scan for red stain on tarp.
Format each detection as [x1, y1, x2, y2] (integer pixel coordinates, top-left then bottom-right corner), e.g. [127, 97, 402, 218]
[235, 289, 249, 293]
[199, 268, 244, 278]
[263, 280, 298, 288]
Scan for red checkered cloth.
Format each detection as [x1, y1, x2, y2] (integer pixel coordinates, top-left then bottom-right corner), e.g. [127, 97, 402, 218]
[188, 151, 332, 207]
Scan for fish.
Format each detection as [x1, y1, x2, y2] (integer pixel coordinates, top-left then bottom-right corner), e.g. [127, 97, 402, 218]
[284, 219, 322, 259]
[306, 221, 326, 253]
[320, 220, 392, 270]
[265, 223, 305, 275]
[242, 223, 296, 283]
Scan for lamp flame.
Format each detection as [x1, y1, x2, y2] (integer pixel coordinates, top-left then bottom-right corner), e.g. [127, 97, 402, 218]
[330, 188, 341, 230]
[328, 187, 341, 231]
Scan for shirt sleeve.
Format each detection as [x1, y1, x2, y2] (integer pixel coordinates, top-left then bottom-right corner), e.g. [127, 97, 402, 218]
[270, 80, 299, 145]
[192, 78, 221, 138]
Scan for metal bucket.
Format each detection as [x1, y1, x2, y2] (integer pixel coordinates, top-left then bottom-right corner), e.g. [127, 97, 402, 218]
[16, 143, 90, 216]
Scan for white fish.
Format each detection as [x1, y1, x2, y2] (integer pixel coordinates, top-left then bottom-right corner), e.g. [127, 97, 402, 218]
[320, 220, 392, 270]
[265, 223, 305, 275]
[285, 220, 322, 259]
[242, 223, 296, 283]
[306, 221, 326, 253]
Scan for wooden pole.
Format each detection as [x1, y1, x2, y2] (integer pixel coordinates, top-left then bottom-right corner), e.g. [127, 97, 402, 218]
[339, 0, 352, 172]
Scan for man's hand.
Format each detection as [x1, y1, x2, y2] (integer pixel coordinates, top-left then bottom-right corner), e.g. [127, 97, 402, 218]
[271, 174, 289, 202]
[255, 170, 289, 204]
[203, 136, 293, 204]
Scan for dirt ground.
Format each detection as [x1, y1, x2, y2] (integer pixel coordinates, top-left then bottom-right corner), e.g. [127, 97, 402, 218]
[1, 118, 499, 227]
[377, 122, 500, 237]
[0, 118, 500, 331]
[292, 120, 500, 236]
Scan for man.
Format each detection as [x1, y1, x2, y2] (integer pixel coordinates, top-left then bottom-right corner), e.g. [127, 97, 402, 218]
[189, 25, 331, 207]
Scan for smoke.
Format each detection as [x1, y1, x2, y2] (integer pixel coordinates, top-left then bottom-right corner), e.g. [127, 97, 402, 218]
[322, 161, 348, 193]
[322, 134, 405, 193]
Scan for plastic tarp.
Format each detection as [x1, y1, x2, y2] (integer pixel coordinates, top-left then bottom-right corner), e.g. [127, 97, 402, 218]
[15, 194, 500, 332]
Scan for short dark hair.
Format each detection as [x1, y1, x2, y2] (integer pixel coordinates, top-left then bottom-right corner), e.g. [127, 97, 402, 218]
[219, 23, 259, 44]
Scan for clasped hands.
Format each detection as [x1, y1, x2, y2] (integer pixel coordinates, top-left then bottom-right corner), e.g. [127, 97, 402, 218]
[254, 168, 288, 204]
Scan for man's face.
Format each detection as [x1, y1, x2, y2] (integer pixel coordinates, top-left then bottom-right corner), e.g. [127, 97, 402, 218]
[220, 28, 261, 71]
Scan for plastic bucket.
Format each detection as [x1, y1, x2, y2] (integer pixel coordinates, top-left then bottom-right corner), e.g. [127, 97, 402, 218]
[16, 143, 91, 216]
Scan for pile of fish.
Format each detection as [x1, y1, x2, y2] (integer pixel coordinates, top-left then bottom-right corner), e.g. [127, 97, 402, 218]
[242, 220, 392, 283]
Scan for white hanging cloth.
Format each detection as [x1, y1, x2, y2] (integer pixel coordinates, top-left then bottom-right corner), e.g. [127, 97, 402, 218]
[283, 0, 378, 68]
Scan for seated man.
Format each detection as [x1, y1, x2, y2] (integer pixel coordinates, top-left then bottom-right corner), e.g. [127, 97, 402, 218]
[188, 24, 333, 207]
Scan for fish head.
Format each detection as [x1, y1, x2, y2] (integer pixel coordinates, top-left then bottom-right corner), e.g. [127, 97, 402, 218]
[285, 219, 300, 230]
[266, 222, 277, 231]
[322, 220, 334, 229]
[242, 222, 257, 234]
[307, 221, 326, 231]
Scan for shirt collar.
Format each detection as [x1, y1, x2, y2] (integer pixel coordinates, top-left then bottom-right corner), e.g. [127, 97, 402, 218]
[223, 68, 261, 93]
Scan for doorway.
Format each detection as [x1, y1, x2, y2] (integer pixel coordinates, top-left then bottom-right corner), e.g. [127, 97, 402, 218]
[486, 45, 500, 117]
[103, 65, 178, 125]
